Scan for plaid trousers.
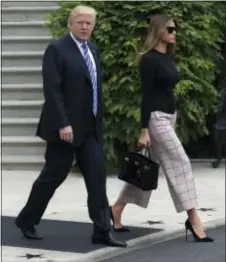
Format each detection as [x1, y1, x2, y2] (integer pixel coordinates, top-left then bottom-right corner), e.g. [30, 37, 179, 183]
[117, 111, 198, 213]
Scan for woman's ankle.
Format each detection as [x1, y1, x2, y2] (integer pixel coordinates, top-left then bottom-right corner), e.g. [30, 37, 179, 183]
[111, 203, 126, 222]
[112, 202, 126, 213]
[187, 209, 203, 227]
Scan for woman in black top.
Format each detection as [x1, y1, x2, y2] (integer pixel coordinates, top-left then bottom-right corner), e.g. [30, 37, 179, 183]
[110, 14, 214, 242]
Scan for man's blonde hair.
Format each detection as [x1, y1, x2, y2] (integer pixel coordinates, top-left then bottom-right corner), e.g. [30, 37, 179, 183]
[68, 5, 97, 26]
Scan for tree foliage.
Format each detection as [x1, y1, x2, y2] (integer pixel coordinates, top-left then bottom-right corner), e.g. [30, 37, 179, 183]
[46, 1, 225, 169]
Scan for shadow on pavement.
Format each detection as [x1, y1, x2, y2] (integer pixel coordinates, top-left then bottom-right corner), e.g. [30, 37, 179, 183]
[2, 216, 162, 253]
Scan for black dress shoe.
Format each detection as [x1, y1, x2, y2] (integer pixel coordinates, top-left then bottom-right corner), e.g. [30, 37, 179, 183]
[92, 233, 127, 247]
[20, 226, 43, 240]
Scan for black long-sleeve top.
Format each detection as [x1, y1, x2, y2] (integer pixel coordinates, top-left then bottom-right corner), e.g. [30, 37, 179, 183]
[139, 49, 180, 128]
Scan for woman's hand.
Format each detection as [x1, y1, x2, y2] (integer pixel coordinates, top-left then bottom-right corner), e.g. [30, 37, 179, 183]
[138, 128, 151, 148]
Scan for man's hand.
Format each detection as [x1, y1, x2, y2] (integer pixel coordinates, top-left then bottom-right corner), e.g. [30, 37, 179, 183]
[59, 125, 73, 143]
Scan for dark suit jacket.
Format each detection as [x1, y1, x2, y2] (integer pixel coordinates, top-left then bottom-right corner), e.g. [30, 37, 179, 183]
[36, 33, 104, 146]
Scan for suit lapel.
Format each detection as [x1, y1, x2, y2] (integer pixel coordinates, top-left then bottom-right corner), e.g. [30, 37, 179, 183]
[88, 43, 98, 69]
[88, 42, 101, 85]
[66, 33, 92, 84]
[66, 34, 101, 115]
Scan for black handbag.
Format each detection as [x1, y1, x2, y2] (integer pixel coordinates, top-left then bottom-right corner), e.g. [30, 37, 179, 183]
[118, 149, 160, 191]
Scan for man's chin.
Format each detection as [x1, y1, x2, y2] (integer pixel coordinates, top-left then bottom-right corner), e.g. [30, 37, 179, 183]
[79, 35, 89, 42]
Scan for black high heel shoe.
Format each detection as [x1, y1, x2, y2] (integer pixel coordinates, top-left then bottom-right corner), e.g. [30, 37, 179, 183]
[110, 206, 130, 232]
[185, 219, 214, 242]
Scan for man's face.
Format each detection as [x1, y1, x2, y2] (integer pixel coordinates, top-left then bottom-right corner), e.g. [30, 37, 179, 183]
[69, 13, 96, 41]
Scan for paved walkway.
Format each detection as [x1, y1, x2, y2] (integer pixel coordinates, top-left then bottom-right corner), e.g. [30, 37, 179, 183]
[102, 225, 225, 262]
[1, 163, 225, 262]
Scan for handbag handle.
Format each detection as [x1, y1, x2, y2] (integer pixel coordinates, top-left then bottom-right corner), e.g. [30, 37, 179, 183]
[136, 147, 151, 159]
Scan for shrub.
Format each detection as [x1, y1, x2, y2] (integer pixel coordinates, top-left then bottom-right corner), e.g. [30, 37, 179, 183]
[46, 1, 225, 169]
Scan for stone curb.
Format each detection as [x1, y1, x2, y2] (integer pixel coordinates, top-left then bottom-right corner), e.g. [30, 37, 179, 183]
[72, 217, 225, 262]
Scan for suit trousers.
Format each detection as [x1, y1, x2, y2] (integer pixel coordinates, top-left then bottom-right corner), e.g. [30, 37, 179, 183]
[15, 131, 110, 235]
[117, 111, 198, 213]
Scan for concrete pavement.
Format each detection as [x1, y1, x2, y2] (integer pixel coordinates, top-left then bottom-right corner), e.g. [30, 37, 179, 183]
[1, 162, 225, 262]
[100, 225, 225, 262]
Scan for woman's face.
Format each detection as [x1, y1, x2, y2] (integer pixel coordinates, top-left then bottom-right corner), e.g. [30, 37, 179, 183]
[161, 19, 176, 44]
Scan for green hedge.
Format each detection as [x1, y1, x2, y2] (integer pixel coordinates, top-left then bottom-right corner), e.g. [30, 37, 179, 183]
[46, 1, 225, 169]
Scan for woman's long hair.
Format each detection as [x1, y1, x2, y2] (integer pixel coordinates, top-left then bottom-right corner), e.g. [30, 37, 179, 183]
[137, 14, 176, 62]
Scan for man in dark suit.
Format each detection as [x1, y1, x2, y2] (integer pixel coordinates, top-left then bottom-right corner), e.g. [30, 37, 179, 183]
[15, 5, 127, 247]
